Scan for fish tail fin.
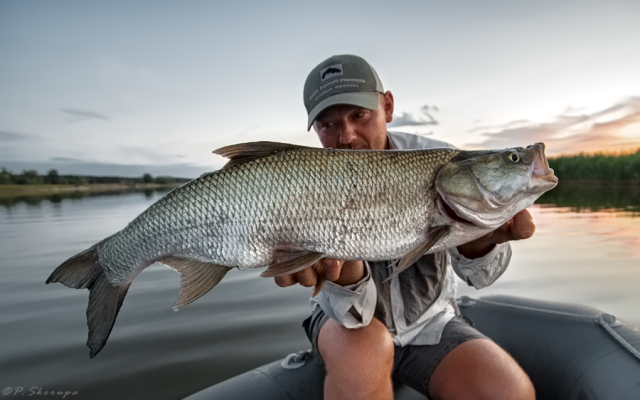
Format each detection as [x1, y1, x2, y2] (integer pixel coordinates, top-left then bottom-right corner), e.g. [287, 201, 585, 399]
[86, 270, 131, 358]
[46, 245, 102, 288]
[46, 244, 131, 358]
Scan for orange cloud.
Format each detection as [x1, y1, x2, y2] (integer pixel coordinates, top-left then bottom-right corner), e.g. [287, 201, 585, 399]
[468, 97, 640, 155]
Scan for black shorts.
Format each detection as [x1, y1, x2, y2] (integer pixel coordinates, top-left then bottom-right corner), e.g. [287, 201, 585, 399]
[302, 310, 489, 394]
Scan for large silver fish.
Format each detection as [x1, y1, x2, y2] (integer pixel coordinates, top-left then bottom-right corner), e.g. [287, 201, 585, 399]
[47, 141, 558, 357]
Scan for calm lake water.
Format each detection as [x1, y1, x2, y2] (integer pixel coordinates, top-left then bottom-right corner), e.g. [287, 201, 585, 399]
[0, 185, 638, 399]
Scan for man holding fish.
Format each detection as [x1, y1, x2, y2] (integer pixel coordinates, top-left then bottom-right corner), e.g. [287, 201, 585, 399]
[276, 55, 536, 400]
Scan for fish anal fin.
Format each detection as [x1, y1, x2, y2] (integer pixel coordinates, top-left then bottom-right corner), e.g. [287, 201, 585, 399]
[213, 141, 308, 168]
[260, 244, 325, 278]
[384, 225, 451, 282]
[158, 256, 233, 308]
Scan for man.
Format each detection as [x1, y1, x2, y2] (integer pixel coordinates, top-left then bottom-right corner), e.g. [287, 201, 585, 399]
[276, 54, 536, 400]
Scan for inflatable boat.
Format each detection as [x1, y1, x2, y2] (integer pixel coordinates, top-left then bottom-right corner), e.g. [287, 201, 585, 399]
[185, 295, 640, 399]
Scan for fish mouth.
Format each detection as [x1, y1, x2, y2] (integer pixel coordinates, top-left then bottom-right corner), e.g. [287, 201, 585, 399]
[529, 143, 558, 185]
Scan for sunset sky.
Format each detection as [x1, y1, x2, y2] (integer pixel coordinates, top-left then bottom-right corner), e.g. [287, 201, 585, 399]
[2, 0, 639, 177]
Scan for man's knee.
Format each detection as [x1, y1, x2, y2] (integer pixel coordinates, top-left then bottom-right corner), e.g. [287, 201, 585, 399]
[429, 339, 535, 400]
[318, 317, 395, 399]
[319, 316, 394, 371]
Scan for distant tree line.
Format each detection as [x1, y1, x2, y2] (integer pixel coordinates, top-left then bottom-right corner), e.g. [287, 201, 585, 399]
[548, 149, 640, 183]
[0, 168, 190, 186]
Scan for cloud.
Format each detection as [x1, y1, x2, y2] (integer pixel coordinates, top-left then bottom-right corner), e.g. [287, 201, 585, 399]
[0, 130, 34, 142]
[60, 108, 109, 123]
[50, 157, 84, 162]
[468, 119, 530, 133]
[389, 104, 439, 127]
[468, 97, 640, 155]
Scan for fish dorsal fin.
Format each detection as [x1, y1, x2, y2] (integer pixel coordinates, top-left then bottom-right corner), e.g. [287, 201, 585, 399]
[384, 225, 451, 282]
[213, 141, 308, 168]
[260, 243, 325, 279]
[157, 256, 233, 308]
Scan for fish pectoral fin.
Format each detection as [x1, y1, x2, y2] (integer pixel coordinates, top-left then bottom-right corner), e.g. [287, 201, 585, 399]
[384, 225, 451, 282]
[213, 141, 307, 168]
[260, 244, 325, 278]
[157, 256, 233, 309]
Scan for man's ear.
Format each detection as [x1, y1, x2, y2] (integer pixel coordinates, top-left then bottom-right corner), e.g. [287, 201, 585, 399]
[383, 91, 394, 123]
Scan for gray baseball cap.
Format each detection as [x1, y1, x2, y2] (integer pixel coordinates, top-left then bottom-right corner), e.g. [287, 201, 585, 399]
[303, 54, 384, 130]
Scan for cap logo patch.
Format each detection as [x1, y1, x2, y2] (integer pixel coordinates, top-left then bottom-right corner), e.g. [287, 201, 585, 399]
[320, 63, 344, 82]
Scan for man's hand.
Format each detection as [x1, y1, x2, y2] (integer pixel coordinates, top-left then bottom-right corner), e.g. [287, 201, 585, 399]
[274, 259, 366, 288]
[456, 208, 536, 259]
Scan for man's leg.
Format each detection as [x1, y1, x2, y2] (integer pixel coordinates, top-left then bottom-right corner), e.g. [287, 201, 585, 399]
[428, 338, 535, 400]
[318, 316, 395, 400]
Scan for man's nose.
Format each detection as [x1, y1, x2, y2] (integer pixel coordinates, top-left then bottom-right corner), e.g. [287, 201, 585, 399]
[338, 121, 357, 144]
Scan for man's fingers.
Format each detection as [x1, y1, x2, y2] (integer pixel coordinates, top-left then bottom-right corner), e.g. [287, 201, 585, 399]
[322, 258, 344, 281]
[274, 274, 297, 287]
[274, 259, 364, 289]
[296, 266, 318, 287]
[510, 209, 535, 240]
[274, 266, 318, 287]
[482, 209, 535, 245]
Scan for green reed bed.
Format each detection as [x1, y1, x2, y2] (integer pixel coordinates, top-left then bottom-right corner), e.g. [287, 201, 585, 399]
[548, 149, 640, 183]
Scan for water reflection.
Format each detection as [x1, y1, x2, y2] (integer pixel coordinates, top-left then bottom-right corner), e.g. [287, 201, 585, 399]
[536, 182, 640, 214]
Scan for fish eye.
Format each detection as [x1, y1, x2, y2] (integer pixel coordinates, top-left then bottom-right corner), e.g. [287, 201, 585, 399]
[508, 152, 520, 162]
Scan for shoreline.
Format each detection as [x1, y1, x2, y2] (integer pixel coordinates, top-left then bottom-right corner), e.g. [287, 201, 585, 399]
[0, 182, 184, 198]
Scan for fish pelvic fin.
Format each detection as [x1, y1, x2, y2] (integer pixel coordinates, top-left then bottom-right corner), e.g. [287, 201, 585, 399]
[46, 244, 131, 358]
[260, 244, 325, 278]
[157, 256, 233, 308]
[213, 141, 308, 168]
[311, 261, 326, 297]
[384, 225, 451, 282]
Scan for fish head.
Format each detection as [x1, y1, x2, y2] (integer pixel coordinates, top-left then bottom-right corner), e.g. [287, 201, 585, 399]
[436, 143, 558, 229]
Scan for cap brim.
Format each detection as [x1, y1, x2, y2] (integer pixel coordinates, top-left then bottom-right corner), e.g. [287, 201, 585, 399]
[307, 92, 381, 131]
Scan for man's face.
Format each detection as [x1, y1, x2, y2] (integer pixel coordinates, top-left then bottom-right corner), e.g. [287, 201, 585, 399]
[312, 91, 394, 150]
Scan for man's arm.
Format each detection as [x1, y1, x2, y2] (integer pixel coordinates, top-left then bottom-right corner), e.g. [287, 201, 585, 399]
[276, 259, 376, 328]
[449, 209, 535, 288]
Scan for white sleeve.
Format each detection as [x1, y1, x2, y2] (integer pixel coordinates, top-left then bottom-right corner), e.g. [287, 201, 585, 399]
[313, 261, 377, 328]
[448, 243, 512, 289]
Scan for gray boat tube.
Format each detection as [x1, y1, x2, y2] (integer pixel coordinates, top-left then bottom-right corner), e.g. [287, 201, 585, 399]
[185, 295, 640, 400]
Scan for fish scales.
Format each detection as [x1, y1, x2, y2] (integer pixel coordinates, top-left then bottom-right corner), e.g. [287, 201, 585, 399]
[98, 147, 459, 286]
